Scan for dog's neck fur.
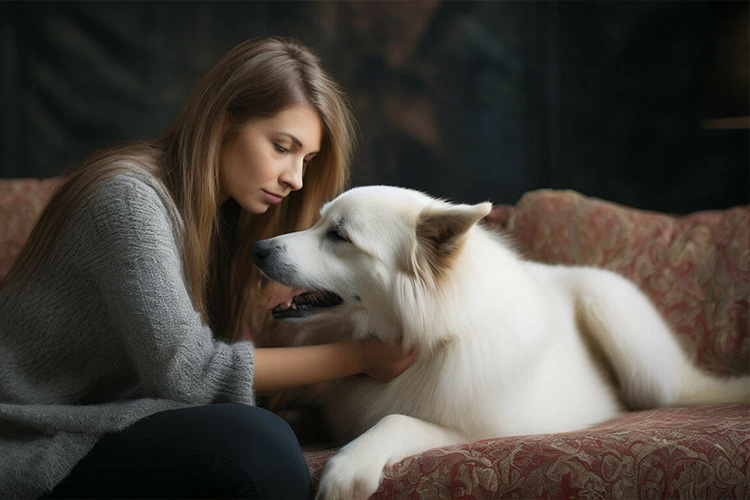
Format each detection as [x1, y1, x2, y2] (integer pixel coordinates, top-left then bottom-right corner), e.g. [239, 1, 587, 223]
[396, 226, 533, 352]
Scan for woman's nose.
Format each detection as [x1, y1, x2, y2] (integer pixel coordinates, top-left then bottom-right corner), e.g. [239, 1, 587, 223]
[280, 158, 304, 191]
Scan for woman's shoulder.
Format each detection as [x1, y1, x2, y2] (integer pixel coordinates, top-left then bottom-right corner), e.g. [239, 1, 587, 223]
[83, 170, 182, 227]
[76, 170, 185, 247]
[86, 170, 170, 208]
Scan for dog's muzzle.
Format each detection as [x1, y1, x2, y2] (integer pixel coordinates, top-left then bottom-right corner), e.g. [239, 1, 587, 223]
[251, 239, 345, 321]
[251, 240, 294, 284]
[251, 240, 273, 266]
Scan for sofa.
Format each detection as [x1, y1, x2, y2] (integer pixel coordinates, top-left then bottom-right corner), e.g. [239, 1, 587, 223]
[1, 177, 748, 499]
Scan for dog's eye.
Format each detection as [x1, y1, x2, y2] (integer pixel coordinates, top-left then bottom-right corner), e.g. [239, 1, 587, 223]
[326, 228, 350, 243]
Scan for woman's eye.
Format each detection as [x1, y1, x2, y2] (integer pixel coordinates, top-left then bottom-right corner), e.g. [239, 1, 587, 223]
[274, 143, 289, 153]
[326, 228, 349, 243]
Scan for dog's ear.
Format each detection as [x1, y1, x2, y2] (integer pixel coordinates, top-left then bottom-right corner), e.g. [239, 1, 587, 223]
[413, 201, 492, 279]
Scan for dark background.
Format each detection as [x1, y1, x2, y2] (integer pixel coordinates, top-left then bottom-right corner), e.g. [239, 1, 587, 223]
[1, 1, 748, 214]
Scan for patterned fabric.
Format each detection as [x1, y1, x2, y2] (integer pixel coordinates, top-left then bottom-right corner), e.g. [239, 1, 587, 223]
[0, 178, 61, 280]
[2, 181, 748, 499]
[484, 190, 750, 376]
[305, 405, 750, 500]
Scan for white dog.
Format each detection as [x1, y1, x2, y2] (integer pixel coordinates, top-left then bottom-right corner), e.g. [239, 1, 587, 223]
[252, 186, 749, 500]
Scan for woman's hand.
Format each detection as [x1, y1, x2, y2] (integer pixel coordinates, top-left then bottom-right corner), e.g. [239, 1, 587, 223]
[353, 338, 419, 383]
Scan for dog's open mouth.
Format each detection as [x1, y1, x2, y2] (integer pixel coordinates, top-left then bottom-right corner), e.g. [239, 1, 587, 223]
[271, 290, 344, 320]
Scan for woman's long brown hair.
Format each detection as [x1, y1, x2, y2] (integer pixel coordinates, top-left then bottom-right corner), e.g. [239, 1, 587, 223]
[2, 37, 356, 343]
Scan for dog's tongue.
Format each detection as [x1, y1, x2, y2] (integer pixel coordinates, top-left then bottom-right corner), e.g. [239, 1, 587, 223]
[267, 285, 309, 310]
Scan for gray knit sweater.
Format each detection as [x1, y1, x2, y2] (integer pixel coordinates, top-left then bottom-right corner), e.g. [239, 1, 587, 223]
[0, 172, 256, 499]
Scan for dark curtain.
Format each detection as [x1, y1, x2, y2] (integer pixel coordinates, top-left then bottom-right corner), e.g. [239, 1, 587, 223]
[1, 1, 747, 213]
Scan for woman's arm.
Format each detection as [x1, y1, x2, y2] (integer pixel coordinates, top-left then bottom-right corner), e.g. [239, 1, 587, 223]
[81, 175, 256, 405]
[253, 340, 418, 396]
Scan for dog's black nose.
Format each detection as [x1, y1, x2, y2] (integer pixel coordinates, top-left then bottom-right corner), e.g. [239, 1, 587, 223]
[252, 242, 271, 263]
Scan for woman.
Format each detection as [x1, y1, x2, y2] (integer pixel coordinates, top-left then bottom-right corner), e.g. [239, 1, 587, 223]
[0, 37, 417, 499]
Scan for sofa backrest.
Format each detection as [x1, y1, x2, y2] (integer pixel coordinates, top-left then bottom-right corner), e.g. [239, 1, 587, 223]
[0, 178, 62, 281]
[485, 190, 750, 377]
[2, 179, 747, 376]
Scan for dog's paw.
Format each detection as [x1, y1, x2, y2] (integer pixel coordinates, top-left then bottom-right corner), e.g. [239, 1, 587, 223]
[315, 451, 386, 500]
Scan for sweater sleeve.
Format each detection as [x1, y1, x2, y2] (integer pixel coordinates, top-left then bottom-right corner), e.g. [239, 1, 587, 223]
[78, 174, 255, 405]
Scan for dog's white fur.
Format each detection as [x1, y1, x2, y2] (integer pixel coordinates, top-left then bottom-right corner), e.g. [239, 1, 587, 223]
[253, 186, 750, 500]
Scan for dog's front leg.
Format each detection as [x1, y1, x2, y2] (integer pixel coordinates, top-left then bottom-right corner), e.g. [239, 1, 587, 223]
[316, 414, 466, 500]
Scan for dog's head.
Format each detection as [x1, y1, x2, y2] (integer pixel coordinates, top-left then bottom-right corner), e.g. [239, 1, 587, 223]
[252, 186, 492, 348]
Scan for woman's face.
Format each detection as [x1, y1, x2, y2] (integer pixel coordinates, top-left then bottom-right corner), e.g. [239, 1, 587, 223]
[219, 103, 323, 213]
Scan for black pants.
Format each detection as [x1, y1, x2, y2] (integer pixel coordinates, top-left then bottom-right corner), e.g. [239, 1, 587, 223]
[43, 403, 311, 499]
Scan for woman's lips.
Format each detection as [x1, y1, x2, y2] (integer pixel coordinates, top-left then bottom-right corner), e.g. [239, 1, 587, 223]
[263, 190, 284, 204]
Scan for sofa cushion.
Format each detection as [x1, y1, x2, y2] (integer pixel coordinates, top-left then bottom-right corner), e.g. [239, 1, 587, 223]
[305, 404, 749, 499]
[485, 189, 750, 376]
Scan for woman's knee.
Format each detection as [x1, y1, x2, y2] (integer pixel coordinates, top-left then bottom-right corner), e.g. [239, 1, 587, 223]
[202, 404, 311, 499]
[106, 403, 310, 499]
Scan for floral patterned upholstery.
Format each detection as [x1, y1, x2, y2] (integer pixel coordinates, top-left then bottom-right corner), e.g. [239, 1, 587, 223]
[1, 180, 748, 499]
[485, 190, 749, 376]
[0, 178, 62, 280]
[306, 404, 749, 499]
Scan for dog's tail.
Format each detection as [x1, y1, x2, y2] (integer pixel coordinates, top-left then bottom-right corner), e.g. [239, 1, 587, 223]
[570, 267, 749, 409]
[675, 366, 750, 406]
